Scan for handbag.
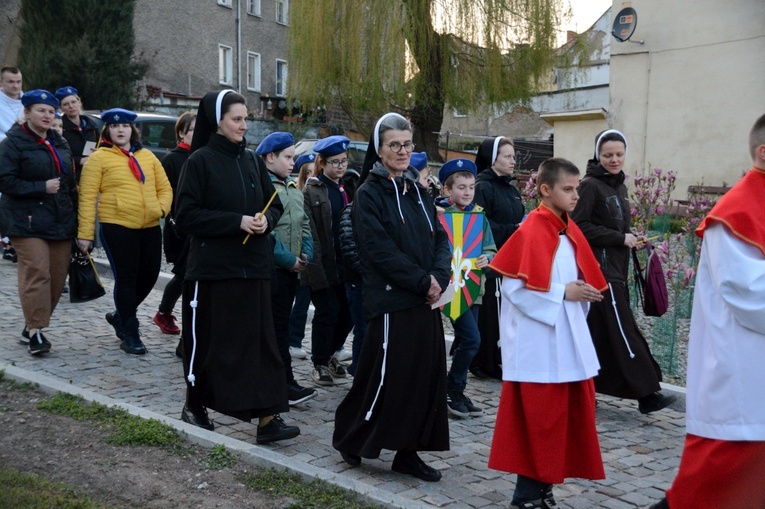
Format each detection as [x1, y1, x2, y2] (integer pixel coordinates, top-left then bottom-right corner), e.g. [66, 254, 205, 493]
[631, 243, 669, 317]
[69, 248, 106, 303]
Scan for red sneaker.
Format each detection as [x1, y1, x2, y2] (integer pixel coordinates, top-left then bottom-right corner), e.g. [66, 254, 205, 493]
[153, 311, 180, 335]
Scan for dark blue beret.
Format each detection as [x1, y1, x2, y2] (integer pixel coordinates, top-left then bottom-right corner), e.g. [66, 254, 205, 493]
[256, 131, 295, 155]
[101, 108, 137, 124]
[54, 86, 78, 102]
[21, 89, 59, 109]
[410, 151, 428, 171]
[313, 135, 350, 157]
[294, 153, 316, 172]
[438, 158, 477, 185]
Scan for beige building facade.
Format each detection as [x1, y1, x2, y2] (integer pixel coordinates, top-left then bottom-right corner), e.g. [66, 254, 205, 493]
[548, 0, 765, 197]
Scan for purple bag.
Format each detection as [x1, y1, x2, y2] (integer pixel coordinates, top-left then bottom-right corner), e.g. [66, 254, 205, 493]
[632, 243, 669, 317]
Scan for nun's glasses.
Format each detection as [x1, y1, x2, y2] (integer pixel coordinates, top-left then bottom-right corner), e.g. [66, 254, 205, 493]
[385, 141, 415, 153]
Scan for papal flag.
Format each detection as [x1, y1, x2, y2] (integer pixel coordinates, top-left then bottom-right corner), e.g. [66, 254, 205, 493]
[438, 211, 484, 321]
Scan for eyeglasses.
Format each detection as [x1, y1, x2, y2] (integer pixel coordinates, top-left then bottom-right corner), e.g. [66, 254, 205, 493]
[326, 158, 349, 168]
[385, 141, 415, 153]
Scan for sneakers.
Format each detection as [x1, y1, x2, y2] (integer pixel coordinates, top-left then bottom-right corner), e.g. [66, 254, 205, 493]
[153, 310, 180, 335]
[447, 388, 469, 418]
[181, 405, 214, 431]
[287, 381, 317, 405]
[328, 356, 347, 378]
[334, 347, 352, 362]
[256, 415, 300, 444]
[289, 346, 307, 359]
[312, 365, 333, 386]
[462, 394, 483, 416]
[28, 330, 51, 355]
[2, 246, 17, 263]
[541, 486, 557, 508]
[105, 312, 123, 340]
[510, 501, 543, 509]
[638, 392, 677, 414]
[19, 327, 30, 345]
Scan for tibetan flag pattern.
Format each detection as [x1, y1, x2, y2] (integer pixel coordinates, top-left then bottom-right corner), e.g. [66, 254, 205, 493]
[438, 211, 484, 321]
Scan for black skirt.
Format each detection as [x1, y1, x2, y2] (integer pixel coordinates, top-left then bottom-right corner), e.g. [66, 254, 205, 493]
[333, 305, 450, 458]
[587, 281, 662, 399]
[181, 278, 288, 421]
[471, 277, 503, 379]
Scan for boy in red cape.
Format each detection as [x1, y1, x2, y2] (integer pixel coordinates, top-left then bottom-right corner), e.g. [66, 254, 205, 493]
[650, 115, 765, 509]
[488, 158, 608, 509]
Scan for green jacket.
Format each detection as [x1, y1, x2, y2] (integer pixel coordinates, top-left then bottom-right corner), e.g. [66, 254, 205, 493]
[269, 173, 313, 270]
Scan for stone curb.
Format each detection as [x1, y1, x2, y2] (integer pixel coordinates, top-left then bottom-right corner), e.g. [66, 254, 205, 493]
[0, 363, 431, 509]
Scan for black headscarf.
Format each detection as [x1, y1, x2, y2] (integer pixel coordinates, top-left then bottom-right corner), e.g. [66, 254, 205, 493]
[475, 136, 505, 173]
[587, 129, 627, 166]
[190, 89, 235, 153]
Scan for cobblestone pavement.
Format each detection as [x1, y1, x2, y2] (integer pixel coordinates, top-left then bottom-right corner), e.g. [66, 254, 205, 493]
[0, 258, 685, 508]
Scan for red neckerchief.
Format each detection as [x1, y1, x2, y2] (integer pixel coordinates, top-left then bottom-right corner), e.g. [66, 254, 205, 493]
[102, 141, 145, 183]
[697, 167, 765, 256]
[21, 124, 64, 174]
[489, 203, 607, 292]
[177, 142, 191, 151]
[339, 182, 349, 206]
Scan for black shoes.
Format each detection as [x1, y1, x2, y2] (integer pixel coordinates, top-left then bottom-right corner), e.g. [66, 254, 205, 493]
[2, 246, 17, 263]
[105, 312, 123, 340]
[340, 451, 361, 467]
[19, 327, 30, 345]
[447, 388, 469, 417]
[391, 451, 442, 482]
[120, 335, 147, 355]
[175, 339, 183, 359]
[28, 330, 51, 355]
[256, 415, 300, 444]
[287, 381, 317, 406]
[649, 499, 670, 509]
[462, 394, 483, 416]
[181, 405, 214, 431]
[119, 317, 147, 355]
[638, 392, 677, 414]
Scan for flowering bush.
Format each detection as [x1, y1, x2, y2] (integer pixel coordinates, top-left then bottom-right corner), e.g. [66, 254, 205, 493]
[521, 172, 538, 213]
[629, 167, 677, 237]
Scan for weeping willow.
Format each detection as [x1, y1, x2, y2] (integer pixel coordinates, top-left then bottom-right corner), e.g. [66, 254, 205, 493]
[290, 0, 574, 157]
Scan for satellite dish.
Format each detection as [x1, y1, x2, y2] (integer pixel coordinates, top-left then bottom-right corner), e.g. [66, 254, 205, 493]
[612, 7, 638, 42]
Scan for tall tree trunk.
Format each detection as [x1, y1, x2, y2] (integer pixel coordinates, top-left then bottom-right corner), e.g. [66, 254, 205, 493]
[411, 99, 445, 163]
[402, 0, 446, 162]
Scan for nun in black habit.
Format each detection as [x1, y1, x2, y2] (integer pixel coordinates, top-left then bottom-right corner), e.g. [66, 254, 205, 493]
[333, 112, 451, 482]
[467, 136, 525, 379]
[174, 90, 300, 444]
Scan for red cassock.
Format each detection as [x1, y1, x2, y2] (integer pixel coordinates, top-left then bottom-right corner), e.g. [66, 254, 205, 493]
[488, 205, 606, 483]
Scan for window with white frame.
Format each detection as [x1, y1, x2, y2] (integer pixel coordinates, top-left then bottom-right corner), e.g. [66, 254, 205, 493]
[217, 0, 232, 7]
[219, 45, 233, 85]
[247, 52, 261, 91]
[276, 59, 287, 97]
[247, 0, 260, 16]
[276, 60, 288, 96]
[276, 0, 289, 25]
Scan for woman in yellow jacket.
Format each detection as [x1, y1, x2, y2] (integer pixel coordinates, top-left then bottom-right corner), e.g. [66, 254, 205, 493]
[77, 108, 172, 355]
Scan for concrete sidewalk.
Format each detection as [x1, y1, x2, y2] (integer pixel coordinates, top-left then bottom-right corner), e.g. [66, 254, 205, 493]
[0, 259, 686, 508]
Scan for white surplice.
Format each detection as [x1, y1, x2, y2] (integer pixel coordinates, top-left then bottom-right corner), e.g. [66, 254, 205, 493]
[499, 236, 600, 383]
[686, 223, 765, 441]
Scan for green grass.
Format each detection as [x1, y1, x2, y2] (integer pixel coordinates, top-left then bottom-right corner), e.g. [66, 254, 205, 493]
[36, 393, 186, 451]
[239, 469, 383, 509]
[206, 444, 236, 470]
[0, 467, 116, 509]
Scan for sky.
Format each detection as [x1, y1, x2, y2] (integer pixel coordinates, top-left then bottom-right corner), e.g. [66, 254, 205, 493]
[562, 0, 612, 38]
